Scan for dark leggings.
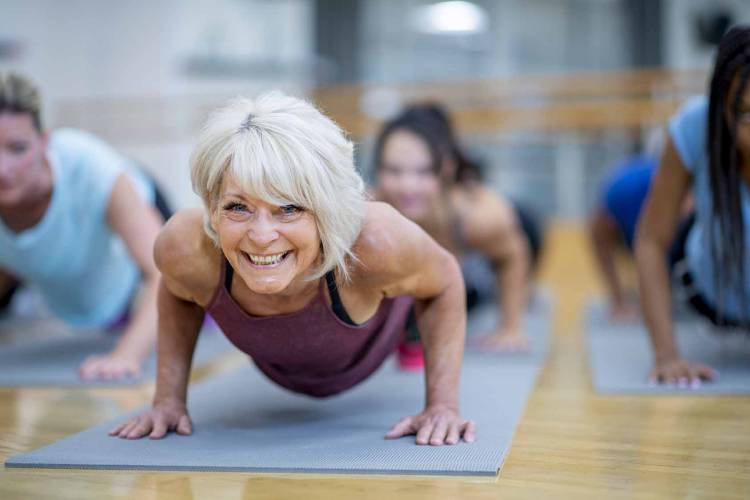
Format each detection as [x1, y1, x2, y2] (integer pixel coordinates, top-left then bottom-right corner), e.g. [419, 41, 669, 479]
[511, 199, 545, 272]
[669, 214, 749, 329]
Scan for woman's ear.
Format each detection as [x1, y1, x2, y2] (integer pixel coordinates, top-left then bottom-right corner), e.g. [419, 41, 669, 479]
[440, 157, 457, 184]
[207, 197, 220, 234]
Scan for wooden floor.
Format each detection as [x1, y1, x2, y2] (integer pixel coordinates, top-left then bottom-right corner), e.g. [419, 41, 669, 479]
[1, 223, 748, 499]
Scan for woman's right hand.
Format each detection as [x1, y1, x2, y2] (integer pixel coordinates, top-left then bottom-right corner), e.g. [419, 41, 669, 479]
[649, 358, 717, 388]
[108, 399, 192, 440]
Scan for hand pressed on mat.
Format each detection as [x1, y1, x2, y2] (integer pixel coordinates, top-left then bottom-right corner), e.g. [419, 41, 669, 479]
[109, 399, 192, 439]
[79, 352, 142, 381]
[385, 404, 476, 445]
[608, 299, 640, 323]
[648, 357, 717, 388]
[471, 326, 530, 353]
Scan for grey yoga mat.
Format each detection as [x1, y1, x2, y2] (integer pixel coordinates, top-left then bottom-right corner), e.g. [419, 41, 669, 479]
[585, 301, 750, 395]
[6, 353, 545, 475]
[0, 321, 236, 387]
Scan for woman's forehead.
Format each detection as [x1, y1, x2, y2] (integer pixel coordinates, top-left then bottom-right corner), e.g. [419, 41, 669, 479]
[218, 171, 296, 206]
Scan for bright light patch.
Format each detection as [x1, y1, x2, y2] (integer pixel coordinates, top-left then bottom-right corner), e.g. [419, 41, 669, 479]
[411, 1, 489, 35]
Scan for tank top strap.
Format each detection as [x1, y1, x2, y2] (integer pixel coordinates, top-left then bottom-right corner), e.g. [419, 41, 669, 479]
[206, 254, 232, 310]
[224, 256, 234, 293]
[325, 270, 356, 326]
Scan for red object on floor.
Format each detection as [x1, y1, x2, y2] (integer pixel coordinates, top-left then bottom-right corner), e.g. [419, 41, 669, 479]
[397, 341, 424, 372]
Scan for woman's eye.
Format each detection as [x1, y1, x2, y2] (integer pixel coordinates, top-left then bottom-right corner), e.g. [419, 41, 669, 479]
[223, 202, 248, 213]
[280, 204, 303, 216]
[9, 143, 28, 154]
[738, 110, 750, 124]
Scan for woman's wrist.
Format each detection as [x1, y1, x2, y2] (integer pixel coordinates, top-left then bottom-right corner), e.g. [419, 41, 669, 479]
[152, 394, 187, 408]
[654, 346, 680, 364]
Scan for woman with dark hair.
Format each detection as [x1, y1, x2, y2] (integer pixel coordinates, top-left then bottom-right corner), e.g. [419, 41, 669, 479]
[374, 104, 543, 353]
[636, 25, 750, 386]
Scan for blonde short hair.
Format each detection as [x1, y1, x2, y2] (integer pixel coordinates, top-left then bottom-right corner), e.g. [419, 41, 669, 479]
[190, 91, 366, 281]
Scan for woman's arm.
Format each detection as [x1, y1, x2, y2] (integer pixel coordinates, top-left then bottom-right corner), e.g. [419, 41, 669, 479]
[110, 210, 215, 439]
[359, 203, 475, 445]
[635, 138, 715, 385]
[589, 207, 637, 320]
[79, 173, 163, 380]
[109, 278, 204, 439]
[464, 192, 531, 350]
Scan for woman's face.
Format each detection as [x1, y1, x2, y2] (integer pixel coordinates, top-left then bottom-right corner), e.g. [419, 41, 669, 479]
[377, 129, 441, 221]
[212, 174, 321, 295]
[0, 112, 47, 206]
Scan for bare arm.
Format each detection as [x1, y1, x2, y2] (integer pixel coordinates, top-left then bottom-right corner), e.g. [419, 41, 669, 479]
[111, 210, 217, 438]
[358, 203, 474, 445]
[635, 137, 715, 384]
[464, 192, 531, 349]
[589, 207, 634, 317]
[79, 174, 163, 379]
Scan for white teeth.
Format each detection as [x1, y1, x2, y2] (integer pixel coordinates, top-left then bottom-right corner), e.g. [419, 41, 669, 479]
[247, 252, 287, 265]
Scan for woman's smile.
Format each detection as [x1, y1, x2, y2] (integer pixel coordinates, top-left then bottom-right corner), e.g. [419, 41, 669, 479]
[242, 250, 293, 269]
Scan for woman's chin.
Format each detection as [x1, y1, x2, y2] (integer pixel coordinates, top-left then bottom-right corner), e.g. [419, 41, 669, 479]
[244, 276, 291, 295]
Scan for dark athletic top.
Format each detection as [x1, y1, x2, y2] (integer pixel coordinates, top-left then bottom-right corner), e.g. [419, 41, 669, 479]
[206, 258, 413, 398]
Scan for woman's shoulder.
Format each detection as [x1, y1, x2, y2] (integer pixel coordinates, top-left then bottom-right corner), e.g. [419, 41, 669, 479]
[454, 185, 516, 244]
[349, 201, 424, 277]
[155, 208, 222, 303]
[668, 95, 708, 174]
[353, 201, 405, 255]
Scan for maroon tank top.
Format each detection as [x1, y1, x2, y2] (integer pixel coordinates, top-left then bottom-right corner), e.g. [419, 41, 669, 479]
[206, 259, 414, 398]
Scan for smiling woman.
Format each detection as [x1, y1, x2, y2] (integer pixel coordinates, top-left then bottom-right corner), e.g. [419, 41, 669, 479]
[110, 92, 475, 446]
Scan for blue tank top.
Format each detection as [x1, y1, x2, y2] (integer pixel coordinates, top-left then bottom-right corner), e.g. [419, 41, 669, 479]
[669, 96, 750, 321]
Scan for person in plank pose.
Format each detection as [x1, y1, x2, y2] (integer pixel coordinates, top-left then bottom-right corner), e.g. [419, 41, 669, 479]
[0, 72, 169, 380]
[636, 25, 750, 386]
[375, 104, 543, 354]
[111, 92, 475, 445]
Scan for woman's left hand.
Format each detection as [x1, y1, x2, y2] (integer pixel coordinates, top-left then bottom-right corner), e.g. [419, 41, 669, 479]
[472, 327, 530, 352]
[78, 351, 142, 380]
[385, 405, 476, 445]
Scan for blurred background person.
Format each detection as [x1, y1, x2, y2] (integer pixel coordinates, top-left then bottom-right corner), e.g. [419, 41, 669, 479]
[636, 25, 750, 386]
[0, 72, 169, 380]
[374, 104, 544, 353]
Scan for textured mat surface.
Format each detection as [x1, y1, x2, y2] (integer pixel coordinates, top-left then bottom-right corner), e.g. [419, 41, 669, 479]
[0, 322, 236, 387]
[6, 353, 545, 475]
[585, 301, 750, 394]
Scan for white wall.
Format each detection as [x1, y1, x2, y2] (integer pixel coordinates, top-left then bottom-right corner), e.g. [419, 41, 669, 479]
[0, 0, 314, 208]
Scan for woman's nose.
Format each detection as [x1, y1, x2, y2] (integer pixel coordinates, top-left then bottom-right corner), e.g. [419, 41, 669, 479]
[247, 214, 279, 247]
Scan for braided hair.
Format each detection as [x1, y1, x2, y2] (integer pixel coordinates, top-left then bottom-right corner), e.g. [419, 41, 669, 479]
[706, 25, 750, 324]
